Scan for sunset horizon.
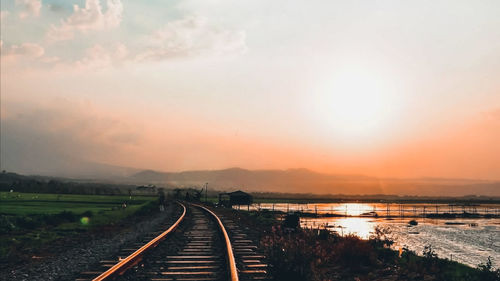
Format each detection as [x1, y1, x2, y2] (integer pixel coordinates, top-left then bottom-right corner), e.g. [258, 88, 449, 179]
[1, 1, 500, 279]
[2, 1, 500, 185]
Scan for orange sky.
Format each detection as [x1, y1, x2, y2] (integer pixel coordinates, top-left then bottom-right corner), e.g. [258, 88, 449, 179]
[1, 0, 500, 180]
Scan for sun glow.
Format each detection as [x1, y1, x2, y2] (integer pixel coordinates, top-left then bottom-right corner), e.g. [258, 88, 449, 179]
[312, 67, 400, 138]
[322, 217, 376, 239]
[338, 203, 374, 216]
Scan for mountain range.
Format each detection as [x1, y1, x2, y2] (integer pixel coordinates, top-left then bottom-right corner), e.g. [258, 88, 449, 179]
[128, 167, 500, 196]
[4, 153, 499, 196]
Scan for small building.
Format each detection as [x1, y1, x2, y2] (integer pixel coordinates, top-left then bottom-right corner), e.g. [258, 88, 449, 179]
[218, 190, 253, 207]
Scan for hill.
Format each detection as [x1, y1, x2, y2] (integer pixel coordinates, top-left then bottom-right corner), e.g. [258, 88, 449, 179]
[129, 168, 500, 196]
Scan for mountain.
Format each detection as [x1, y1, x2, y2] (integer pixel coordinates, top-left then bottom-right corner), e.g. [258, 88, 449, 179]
[2, 153, 140, 181]
[129, 167, 500, 196]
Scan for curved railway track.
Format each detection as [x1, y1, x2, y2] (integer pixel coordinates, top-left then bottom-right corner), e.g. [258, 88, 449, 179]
[79, 202, 254, 281]
[93, 202, 187, 281]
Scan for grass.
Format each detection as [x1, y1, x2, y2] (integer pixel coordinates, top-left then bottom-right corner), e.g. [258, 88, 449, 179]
[0, 191, 159, 263]
[261, 224, 499, 281]
[223, 208, 500, 281]
[0, 192, 156, 215]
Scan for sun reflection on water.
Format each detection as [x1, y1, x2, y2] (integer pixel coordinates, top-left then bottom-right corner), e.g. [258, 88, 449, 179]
[337, 203, 374, 216]
[302, 217, 376, 239]
[328, 217, 375, 239]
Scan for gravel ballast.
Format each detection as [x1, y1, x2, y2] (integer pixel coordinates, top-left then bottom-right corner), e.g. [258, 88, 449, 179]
[2, 204, 178, 281]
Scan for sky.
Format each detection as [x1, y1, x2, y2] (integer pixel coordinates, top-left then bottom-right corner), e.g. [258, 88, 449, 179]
[1, 0, 500, 180]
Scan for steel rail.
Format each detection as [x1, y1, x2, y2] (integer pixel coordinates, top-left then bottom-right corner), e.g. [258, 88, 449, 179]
[93, 201, 186, 281]
[193, 203, 239, 281]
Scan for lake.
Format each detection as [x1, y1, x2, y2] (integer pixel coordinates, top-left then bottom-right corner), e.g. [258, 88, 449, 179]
[235, 202, 500, 268]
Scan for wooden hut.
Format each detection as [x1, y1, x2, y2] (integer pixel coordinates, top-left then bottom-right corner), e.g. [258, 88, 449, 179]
[218, 190, 253, 207]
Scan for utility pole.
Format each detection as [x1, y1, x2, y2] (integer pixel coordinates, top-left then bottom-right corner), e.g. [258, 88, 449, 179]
[205, 182, 208, 203]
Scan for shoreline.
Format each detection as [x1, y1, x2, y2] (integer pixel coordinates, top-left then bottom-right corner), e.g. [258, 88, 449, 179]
[224, 206, 500, 280]
[232, 207, 500, 219]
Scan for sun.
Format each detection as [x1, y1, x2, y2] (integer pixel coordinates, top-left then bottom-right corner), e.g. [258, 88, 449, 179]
[312, 67, 399, 138]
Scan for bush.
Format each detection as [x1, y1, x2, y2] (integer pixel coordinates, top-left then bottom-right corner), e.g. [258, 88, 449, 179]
[81, 210, 93, 217]
[135, 200, 158, 216]
[333, 234, 376, 268]
[369, 226, 394, 248]
[0, 214, 75, 232]
[478, 257, 500, 281]
[0, 216, 16, 234]
[16, 216, 42, 230]
[261, 223, 488, 281]
[43, 214, 62, 226]
[261, 225, 381, 281]
[56, 211, 77, 223]
[262, 226, 327, 280]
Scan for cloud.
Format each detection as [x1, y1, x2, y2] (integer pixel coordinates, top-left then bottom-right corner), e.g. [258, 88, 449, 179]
[136, 16, 247, 62]
[1, 98, 143, 176]
[15, 0, 42, 19]
[0, 10, 9, 22]
[1, 41, 45, 59]
[48, 4, 65, 13]
[1, 41, 127, 71]
[485, 108, 500, 121]
[72, 43, 128, 70]
[40, 56, 61, 64]
[47, 0, 123, 41]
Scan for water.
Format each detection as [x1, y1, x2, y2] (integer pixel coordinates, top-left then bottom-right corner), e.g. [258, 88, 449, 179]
[234, 202, 500, 268]
[302, 216, 500, 268]
[242, 202, 500, 217]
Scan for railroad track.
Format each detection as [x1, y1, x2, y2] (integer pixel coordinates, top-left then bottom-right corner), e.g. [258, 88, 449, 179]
[77, 202, 270, 281]
[217, 214, 270, 281]
[75, 203, 185, 281]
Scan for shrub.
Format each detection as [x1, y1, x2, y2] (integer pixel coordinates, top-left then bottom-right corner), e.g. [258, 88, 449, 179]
[478, 257, 500, 281]
[81, 210, 93, 217]
[56, 211, 77, 223]
[135, 200, 158, 216]
[262, 226, 328, 280]
[0, 216, 16, 234]
[261, 222, 490, 281]
[333, 234, 376, 268]
[43, 214, 63, 226]
[423, 245, 438, 260]
[16, 216, 42, 230]
[369, 226, 394, 248]
[261, 225, 381, 281]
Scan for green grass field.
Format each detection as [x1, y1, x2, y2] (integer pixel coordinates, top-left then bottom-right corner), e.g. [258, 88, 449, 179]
[0, 192, 156, 215]
[0, 192, 159, 262]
